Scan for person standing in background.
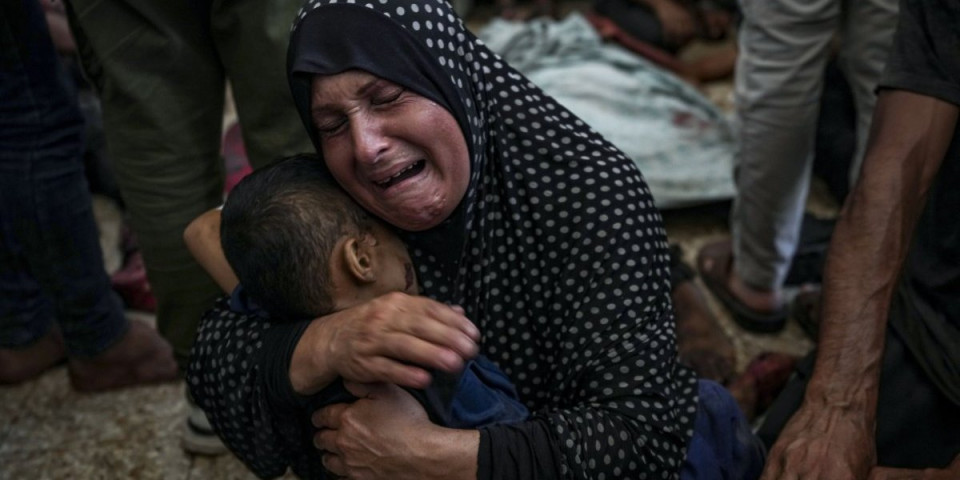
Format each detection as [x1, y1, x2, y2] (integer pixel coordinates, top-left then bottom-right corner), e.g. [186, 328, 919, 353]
[0, 0, 177, 392]
[698, 0, 899, 333]
[62, 0, 312, 453]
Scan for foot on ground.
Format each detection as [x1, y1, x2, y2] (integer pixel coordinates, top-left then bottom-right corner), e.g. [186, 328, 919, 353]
[696, 239, 787, 333]
[0, 328, 66, 385]
[68, 319, 178, 392]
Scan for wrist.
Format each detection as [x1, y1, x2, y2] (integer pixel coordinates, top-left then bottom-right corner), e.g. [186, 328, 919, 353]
[803, 379, 877, 426]
[416, 426, 479, 480]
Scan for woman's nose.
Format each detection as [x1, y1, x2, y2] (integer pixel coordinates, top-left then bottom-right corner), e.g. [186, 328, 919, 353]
[351, 115, 388, 164]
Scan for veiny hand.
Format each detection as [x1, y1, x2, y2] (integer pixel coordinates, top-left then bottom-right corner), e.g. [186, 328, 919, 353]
[869, 454, 960, 480]
[761, 400, 876, 480]
[313, 382, 473, 480]
[310, 293, 480, 390]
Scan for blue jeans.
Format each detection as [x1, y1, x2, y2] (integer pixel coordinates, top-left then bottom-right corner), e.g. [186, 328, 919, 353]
[682, 380, 766, 480]
[0, 0, 126, 357]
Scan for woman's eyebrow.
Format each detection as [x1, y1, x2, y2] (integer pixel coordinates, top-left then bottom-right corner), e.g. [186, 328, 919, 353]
[311, 77, 384, 115]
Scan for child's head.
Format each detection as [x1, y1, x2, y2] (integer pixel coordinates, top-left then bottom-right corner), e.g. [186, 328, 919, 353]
[221, 154, 418, 321]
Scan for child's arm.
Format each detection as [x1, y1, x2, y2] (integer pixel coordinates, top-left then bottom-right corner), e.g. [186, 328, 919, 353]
[184, 208, 239, 293]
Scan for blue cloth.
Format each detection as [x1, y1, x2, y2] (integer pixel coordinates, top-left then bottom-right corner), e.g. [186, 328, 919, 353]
[0, 0, 126, 356]
[682, 380, 766, 480]
[230, 285, 529, 428]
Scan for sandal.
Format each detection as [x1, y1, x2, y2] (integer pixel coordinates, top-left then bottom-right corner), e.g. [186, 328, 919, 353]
[696, 239, 786, 333]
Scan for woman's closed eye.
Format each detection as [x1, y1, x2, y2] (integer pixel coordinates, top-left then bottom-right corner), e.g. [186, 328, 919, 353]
[313, 85, 405, 138]
[371, 86, 405, 106]
[316, 117, 347, 137]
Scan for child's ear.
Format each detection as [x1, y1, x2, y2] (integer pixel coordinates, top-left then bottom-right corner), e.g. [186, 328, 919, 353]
[342, 234, 376, 284]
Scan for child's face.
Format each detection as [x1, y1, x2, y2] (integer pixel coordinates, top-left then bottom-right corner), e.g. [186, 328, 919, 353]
[367, 222, 419, 297]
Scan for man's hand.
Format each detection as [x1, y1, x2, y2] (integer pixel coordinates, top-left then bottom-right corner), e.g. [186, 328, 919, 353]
[291, 293, 480, 395]
[761, 399, 876, 480]
[313, 382, 479, 480]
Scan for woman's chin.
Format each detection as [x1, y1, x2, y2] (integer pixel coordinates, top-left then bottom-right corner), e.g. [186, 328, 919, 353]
[373, 181, 454, 231]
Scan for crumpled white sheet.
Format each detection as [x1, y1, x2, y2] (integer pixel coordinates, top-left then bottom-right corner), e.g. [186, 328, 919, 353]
[478, 13, 737, 209]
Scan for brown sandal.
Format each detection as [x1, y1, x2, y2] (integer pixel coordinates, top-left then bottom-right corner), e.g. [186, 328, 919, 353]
[696, 239, 787, 333]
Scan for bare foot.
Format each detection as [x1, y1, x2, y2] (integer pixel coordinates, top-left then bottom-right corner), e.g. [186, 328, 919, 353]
[673, 280, 736, 384]
[0, 328, 66, 385]
[68, 320, 178, 392]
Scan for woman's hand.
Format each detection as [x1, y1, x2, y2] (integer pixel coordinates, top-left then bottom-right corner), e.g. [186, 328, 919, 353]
[760, 398, 876, 480]
[313, 382, 479, 480]
[290, 293, 480, 395]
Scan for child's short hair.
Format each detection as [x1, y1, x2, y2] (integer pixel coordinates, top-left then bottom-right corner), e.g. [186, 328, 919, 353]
[221, 154, 373, 320]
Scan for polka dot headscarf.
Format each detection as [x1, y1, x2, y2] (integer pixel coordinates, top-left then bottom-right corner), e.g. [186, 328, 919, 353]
[287, 1, 698, 477]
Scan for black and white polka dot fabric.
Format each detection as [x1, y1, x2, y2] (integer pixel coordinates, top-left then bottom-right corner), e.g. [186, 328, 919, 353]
[189, 0, 698, 478]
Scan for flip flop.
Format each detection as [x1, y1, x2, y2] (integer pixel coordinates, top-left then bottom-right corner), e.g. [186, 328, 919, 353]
[696, 239, 787, 333]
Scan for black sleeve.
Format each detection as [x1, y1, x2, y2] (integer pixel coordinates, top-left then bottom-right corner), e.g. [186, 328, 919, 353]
[477, 419, 562, 480]
[187, 297, 326, 479]
[879, 0, 960, 106]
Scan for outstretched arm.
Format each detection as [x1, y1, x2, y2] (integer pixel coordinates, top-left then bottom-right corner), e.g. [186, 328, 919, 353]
[761, 90, 958, 479]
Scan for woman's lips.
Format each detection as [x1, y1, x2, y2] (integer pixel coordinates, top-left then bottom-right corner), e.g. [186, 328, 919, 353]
[375, 159, 426, 189]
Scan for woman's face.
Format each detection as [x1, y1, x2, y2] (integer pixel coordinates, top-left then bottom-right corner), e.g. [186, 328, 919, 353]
[311, 70, 470, 232]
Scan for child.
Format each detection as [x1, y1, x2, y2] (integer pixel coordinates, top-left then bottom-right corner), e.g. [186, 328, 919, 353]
[218, 153, 528, 429]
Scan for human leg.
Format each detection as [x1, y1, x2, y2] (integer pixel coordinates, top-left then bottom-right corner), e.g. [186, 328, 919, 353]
[1, 0, 175, 389]
[836, 0, 898, 184]
[211, 0, 313, 171]
[67, 0, 228, 369]
[701, 0, 838, 330]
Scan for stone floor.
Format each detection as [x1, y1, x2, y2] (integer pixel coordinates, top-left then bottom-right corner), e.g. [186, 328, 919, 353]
[1, 3, 836, 478]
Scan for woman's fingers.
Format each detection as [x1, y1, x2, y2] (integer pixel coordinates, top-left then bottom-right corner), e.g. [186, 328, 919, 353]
[313, 403, 349, 429]
[321, 294, 480, 386]
[322, 453, 347, 477]
[391, 315, 479, 361]
[382, 333, 467, 371]
[368, 358, 433, 388]
[314, 427, 338, 452]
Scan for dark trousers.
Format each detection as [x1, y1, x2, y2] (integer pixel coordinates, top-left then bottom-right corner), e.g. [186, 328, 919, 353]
[0, 0, 126, 357]
[758, 329, 960, 469]
[65, 0, 312, 367]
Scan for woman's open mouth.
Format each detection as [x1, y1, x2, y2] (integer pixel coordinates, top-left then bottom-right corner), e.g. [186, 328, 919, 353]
[376, 160, 425, 189]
